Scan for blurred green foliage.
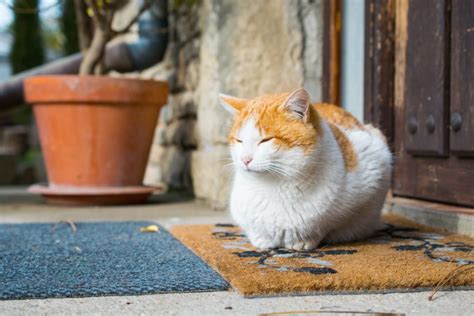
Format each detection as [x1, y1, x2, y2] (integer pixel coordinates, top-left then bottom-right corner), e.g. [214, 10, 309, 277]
[61, 0, 80, 55]
[172, 0, 198, 10]
[9, 0, 45, 74]
[23, 147, 42, 165]
[11, 105, 31, 125]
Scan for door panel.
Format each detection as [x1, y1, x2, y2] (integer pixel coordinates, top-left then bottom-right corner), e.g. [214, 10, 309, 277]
[404, 0, 448, 156]
[450, 0, 474, 156]
[393, 0, 474, 207]
[396, 158, 474, 206]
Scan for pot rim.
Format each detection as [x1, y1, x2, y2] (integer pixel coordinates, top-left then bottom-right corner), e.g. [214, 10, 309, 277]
[24, 75, 169, 105]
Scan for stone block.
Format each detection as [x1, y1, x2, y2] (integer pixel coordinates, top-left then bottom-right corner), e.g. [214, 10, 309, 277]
[146, 145, 191, 189]
[161, 92, 197, 124]
[191, 145, 233, 210]
[153, 121, 167, 146]
[184, 59, 200, 91]
[184, 39, 200, 63]
[2, 125, 30, 155]
[160, 119, 197, 148]
[0, 149, 18, 185]
[143, 163, 166, 189]
[178, 47, 187, 82]
[147, 143, 163, 165]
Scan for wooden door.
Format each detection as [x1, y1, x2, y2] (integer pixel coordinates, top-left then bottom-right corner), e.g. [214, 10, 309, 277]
[393, 0, 474, 207]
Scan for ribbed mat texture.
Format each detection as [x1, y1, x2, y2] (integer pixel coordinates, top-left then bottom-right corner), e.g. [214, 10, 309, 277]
[0, 221, 228, 300]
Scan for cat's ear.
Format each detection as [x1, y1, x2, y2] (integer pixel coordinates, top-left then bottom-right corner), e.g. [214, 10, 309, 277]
[219, 94, 247, 114]
[283, 88, 311, 121]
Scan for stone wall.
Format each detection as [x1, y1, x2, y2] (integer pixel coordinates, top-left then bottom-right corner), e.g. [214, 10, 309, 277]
[142, 0, 324, 209]
[143, 3, 200, 191]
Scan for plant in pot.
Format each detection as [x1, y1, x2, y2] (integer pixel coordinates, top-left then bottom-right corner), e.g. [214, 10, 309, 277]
[24, 0, 169, 205]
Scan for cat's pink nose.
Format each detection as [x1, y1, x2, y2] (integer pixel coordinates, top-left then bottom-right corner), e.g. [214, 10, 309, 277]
[242, 156, 253, 166]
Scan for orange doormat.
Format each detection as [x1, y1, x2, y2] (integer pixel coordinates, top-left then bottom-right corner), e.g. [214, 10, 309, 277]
[171, 215, 474, 297]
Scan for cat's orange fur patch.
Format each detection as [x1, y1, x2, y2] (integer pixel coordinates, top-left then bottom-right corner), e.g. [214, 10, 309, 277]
[327, 123, 358, 171]
[314, 103, 363, 130]
[229, 93, 321, 153]
[313, 103, 360, 171]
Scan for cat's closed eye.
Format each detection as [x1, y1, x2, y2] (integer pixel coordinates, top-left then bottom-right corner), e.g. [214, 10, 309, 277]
[233, 138, 242, 143]
[258, 137, 274, 144]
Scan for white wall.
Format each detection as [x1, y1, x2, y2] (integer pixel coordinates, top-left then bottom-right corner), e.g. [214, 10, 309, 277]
[340, 0, 365, 121]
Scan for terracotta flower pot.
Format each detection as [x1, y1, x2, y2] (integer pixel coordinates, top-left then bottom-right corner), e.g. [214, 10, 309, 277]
[24, 75, 168, 205]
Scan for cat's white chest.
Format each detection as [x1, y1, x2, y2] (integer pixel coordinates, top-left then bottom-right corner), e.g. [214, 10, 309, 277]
[231, 177, 314, 230]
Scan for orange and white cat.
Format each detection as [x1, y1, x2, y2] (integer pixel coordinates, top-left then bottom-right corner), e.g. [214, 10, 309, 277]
[220, 88, 392, 250]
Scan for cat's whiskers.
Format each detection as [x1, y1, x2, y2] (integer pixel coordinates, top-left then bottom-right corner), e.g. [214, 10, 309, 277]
[269, 162, 313, 180]
[265, 166, 286, 181]
[259, 161, 307, 181]
[219, 157, 235, 164]
[222, 162, 237, 173]
[218, 156, 238, 173]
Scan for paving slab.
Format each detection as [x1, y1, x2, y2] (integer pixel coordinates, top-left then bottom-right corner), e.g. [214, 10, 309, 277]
[0, 290, 473, 316]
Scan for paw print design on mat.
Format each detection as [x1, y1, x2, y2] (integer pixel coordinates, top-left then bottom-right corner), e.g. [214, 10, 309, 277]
[380, 224, 474, 265]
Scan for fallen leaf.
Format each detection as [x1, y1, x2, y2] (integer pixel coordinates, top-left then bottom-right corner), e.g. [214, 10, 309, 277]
[140, 225, 160, 233]
[52, 220, 77, 233]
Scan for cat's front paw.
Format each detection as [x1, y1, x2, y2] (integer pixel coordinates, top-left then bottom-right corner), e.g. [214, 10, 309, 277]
[249, 235, 280, 250]
[284, 238, 320, 251]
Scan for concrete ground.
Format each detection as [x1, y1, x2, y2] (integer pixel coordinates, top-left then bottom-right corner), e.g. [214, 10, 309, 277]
[0, 187, 473, 316]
